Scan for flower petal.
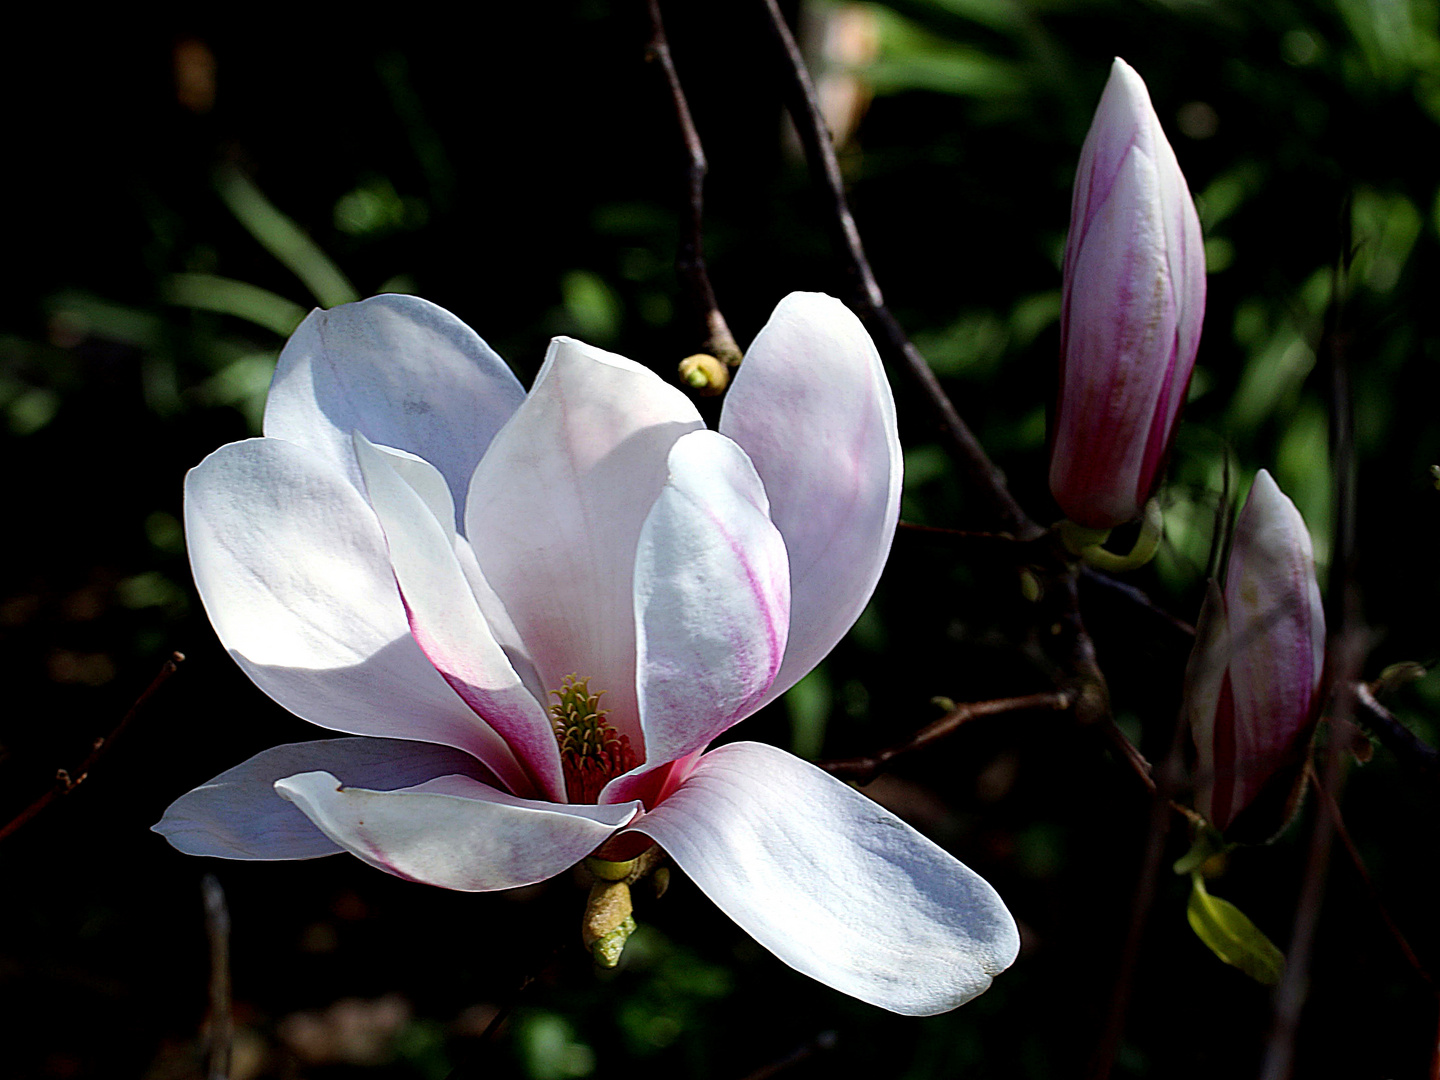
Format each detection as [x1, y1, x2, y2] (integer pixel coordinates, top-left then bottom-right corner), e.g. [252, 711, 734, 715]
[275, 771, 640, 891]
[354, 432, 564, 800]
[264, 294, 526, 519]
[465, 337, 704, 747]
[719, 293, 901, 705]
[185, 437, 528, 791]
[1222, 470, 1325, 808]
[628, 430, 789, 774]
[1051, 58, 1205, 529]
[1185, 580, 1237, 827]
[153, 738, 492, 860]
[629, 742, 1019, 1015]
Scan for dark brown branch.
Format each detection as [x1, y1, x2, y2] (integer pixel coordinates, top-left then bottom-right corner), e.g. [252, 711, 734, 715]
[202, 875, 233, 1080]
[754, 0, 1035, 538]
[1084, 707, 1190, 1080]
[736, 1030, 837, 1080]
[0, 651, 184, 844]
[818, 691, 1072, 784]
[644, 0, 741, 367]
[1307, 764, 1433, 988]
[1350, 682, 1440, 780]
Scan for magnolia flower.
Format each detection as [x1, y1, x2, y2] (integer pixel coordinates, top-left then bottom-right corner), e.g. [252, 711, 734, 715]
[155, 292, 1019, 1015]
[1187, 470, 1325, 836]
[1050, 57, 1206, 531]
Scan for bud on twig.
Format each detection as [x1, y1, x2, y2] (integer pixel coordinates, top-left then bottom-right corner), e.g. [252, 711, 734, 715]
[1050, 58, 1206, 531]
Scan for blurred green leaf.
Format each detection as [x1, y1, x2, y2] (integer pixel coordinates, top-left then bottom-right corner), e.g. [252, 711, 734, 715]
[786, 665, 833, 760]
[514, 1010, 596, 1080]
[865, 6, 1027, 97]
[163, 274, 308, 337]
[1186, 874, 1285, 985]
[561, 269, 622, 343]
[216, 166, 359, 308]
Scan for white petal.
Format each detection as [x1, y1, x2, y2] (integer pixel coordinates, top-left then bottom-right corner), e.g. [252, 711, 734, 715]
[465, 337, 704, 747]
[275, 771, 640, 891]
[264, 294, 525, 519]
[632, 430, 789, 770]
[153, 738, 491, 860]
[354, 432, 564, 800]
[185, 438, 528, 792]
[719, 294, 902, 705]
[630, 742, 1019, 1015]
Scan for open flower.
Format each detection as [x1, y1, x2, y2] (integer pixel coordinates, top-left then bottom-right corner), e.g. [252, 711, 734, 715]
[1050, 57, 1206, 530]
[155, 292, 1019, 1015]
[1186, 470, 1325, 837]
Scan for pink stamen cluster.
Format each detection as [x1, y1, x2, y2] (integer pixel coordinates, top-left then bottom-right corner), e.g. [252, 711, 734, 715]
[550, 675, 638, 804]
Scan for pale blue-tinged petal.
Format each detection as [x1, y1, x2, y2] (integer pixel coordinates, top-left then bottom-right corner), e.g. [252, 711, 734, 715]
[629, 430, 788, 771]
[629, 742, 1019, 1016]
[353, 432, 564, 800]
[185, 438, 528, 792]
[153, 738, 492, 860]
[465, 337, 704, 748]
[264, 294, 525, 518]
[275, 771, 640, 891]
[719, 293, 901, 706]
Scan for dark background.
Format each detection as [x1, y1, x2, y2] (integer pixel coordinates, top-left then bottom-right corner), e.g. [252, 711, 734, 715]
[3, 2, 1438, 1077]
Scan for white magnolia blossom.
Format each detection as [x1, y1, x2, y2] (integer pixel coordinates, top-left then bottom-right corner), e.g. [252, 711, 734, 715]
[155, 291, 1019, 1015]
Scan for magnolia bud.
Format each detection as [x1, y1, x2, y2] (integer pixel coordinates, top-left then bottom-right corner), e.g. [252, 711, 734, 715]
[1186, 471, 1325, 837]
[1050, 58, 1206, 530]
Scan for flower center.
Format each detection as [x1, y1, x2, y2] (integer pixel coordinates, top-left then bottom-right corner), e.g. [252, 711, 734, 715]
[549, 675, 638, 804]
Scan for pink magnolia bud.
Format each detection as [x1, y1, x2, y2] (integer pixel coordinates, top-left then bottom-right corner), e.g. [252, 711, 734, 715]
[1050, 58, 1206, 530]
[1187, 471, 1326, 836]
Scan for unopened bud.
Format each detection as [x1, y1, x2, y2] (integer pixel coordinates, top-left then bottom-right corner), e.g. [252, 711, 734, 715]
[679, 353, 729, 396]
[582, 878, 634, 968]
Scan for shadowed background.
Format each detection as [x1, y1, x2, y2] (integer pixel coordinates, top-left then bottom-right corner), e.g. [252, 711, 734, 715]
[3, 2, 1439, 1077]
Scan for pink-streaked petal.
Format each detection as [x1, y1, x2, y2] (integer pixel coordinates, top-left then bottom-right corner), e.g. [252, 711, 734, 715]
[186, 438, 528, 790]
[629, 742, 1019, 1016]
[1185, 580, 1239, 828]
[630, 430, 788, 775]
[719, 293, 901, 705]
[153, 738, 492, 860]
[1222, 470, 1325, 810]
[465, 337, 704, 748]
[1052, 58, 1204, 529]
[354, 432, 564, 801]
[264, 294, 526, 517]
[275, 771, 640, 891]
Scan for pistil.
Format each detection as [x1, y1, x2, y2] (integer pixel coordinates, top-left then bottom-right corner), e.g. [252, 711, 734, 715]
[550, 675, 638, 804]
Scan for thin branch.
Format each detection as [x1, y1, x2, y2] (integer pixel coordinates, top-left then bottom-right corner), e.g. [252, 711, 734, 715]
[1084, 707, 1189, 1080]
[736, 1030, 838, 1080]
[644, 0, 741, 366]
[202, 875, 233, 1080]
[1307, 764, 1432, 988]
[754, 0, 1035, 538]
[1350, 682, 1440, 780]
[818, 691, 1072, 784]
[1079, 564, 1198, 640]
[0, 651, 185, 844]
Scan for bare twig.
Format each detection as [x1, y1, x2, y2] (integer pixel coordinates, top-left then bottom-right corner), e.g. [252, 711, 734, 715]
[1259, 206, 1362, 1080]
[754, 0, 1035, 538]
[818, 691, 1072, 784]
[202, 875, 233, 1080]
[1350, 682, 1440, 780]
[0, 651, 184, 844]
[644, 0, 741, 367]
[1307, 764, 1432, 987]
[1084, 709, 1189, 1080]
[736, 1030, 838, 1080]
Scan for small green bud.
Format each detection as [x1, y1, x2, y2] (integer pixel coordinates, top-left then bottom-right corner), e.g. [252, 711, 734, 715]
[678, 353, 729, 396]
